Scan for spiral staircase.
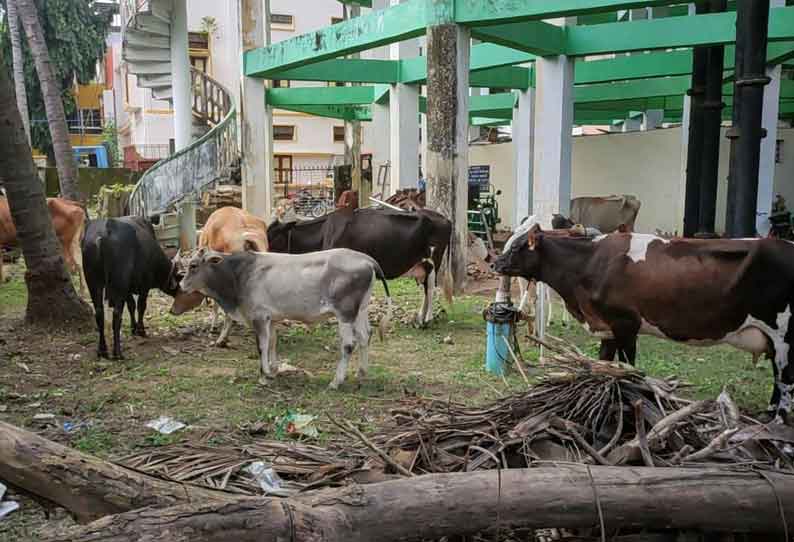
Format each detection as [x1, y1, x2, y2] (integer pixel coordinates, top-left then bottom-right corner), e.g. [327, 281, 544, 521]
[121, 0, 239, 217]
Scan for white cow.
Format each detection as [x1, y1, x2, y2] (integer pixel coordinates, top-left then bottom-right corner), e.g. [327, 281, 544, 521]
[178, 248, 392, 389]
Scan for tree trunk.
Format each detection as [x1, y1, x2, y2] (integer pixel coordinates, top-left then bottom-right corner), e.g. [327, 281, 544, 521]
[7, 0, 31, 144]
[0, 421, 240, 524]
[47, 465, 794, 542]
[16, 0, 81, 203]
[0, 51, 92, 325]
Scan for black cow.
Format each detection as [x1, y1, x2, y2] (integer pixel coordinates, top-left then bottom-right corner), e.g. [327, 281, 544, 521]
[267, 207, 451, 326]
[82, 216, 179, 359]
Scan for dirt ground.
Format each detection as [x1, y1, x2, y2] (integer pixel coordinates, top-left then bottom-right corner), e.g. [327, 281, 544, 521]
[0, 260, 773, 540]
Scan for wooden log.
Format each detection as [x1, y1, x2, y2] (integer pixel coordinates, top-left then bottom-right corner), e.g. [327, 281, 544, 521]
[0, 421, 239, 523]
[48, 466, 794, 541]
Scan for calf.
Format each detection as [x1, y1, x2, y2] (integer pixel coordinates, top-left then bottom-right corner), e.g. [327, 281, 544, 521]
[83, 217, 179, 359]
[267, 207, 450, 326]
[179, 248, 392, 389]
[495, 224, 794, 423]
[170, 206, 269, 345]
[1, 195, 87, 291]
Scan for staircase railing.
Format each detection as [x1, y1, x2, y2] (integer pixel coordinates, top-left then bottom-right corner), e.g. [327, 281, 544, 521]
[128, 68, 239, 217]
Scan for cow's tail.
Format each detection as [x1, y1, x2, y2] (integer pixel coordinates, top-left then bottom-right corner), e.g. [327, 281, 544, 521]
[440, 249, 454, 306]
[95, 234, 110, 305]
[372, 261, 392, 342]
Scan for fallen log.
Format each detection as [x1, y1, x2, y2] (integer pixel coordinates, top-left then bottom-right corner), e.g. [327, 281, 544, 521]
[48, 466, 794, 541]
[0, 421, 240, 523]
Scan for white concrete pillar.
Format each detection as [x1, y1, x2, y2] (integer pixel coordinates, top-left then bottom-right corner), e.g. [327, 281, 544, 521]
[532, 19, 575, 226]
[420, 89, 428, 176]
[512, 88, 534, 228]
[238, 0, 273, 219]
[643, 109, 664, 131]
[758, 0, 785, 236]
[388, 2, 420, 194]
[677, 94, 692, 235]
[368, 0, 390, 194]
[389, 84, 420, 194]
[170, 0, 192, 150]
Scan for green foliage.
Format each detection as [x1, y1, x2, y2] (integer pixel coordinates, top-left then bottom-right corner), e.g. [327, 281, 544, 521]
[0, 0, 112, 158]
[102, 120, 120, 167]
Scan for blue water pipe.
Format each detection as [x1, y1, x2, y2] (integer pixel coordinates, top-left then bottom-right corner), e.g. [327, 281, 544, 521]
[485, 321, 512, 375]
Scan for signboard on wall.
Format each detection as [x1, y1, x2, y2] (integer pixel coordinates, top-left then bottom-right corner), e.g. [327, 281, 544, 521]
[468, 165, 490, 187]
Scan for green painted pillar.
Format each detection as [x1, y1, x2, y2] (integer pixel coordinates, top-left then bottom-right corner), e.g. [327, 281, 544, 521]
[425, 0, 470, 294]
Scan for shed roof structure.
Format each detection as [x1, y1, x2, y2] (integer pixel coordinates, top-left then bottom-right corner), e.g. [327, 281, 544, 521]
[242, 1, 794, 127]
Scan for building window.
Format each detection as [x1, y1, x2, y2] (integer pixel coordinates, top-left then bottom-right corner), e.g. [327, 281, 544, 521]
[271, 13, 294, 30]
[274, 154, 293, 185]
[188, 32, 209, 50]
[333, 126, 345, 143]
[331, 17, 343, 25]
[272, 79, 290, 88]
[273, 125, 296, 141]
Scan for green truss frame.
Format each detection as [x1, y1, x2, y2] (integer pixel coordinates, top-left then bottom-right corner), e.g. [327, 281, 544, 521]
[248, 0, 794, 126]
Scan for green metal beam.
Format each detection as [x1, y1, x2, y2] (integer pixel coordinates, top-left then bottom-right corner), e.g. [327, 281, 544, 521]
[469, 66, 531, 89]
[276, 104, 373, 122]
[455, 0, 683, 27]
[471, 20, 566, 56]
[267, 59, 400, 84]
[267, 86, 374, 106]
[245, 0, 426, 76]
[566, 7, 794, 57]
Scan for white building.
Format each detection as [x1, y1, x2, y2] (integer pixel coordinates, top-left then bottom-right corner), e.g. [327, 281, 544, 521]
[114, 1, 371, 178]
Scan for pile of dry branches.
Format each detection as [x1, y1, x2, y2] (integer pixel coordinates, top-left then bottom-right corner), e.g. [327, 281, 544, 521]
[119, 437, 368, 496]
[364, 337, 794, 474]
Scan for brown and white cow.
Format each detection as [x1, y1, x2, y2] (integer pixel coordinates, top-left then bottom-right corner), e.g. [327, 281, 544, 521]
[552, 195, 641, 234]
[495, 225, 794, 423]
[169, 206, 269, 345]
[0, 195, 87, 292]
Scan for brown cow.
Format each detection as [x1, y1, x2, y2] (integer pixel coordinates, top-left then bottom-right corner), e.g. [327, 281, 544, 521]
[0, 195, 87, 292]
[496, 226, 794, 423]
[552, 195, 641, 234]
[170, 206, 268, 345]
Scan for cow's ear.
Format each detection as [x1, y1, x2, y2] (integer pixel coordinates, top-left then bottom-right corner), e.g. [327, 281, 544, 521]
[527, 224, 543, 250]
[207, 254, 224, 265]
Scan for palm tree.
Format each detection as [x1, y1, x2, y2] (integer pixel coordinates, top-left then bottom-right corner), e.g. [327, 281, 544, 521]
[0, 49, 91, 325]
[15, 0, 81, 203]
[7, 0, 31, 144]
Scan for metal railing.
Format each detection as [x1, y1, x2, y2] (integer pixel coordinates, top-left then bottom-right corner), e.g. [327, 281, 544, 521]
[192, 69, 231, 127]
[127, 107, 238, 217]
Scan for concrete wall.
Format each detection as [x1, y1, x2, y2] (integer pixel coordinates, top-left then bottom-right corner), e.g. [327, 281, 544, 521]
[43, 168, 142, 199]
[474, 127, 794, 235]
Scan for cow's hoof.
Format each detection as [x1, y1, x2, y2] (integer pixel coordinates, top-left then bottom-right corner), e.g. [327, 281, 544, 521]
[258, 375, 274, 386]
[328, 380, 341, 391]
[214, 339, 229, 348]
[112, 352, 125, 361]
[136, 328, 148, 338]
[97, 349, 109, 359]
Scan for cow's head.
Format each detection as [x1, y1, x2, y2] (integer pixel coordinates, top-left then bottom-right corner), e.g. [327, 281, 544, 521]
[162, 251, 184, 297]
[494, 224, 543, 279]
[178, 248, 225, 296]
[168, 252, 205, 315]
[265, 220, 294, 253]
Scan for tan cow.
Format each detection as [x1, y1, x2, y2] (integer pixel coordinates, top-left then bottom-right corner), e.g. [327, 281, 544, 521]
[0, 195, 87, 292]
[170, 206, 269, 345]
